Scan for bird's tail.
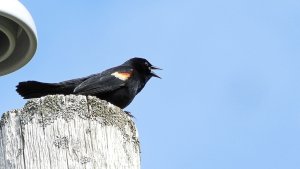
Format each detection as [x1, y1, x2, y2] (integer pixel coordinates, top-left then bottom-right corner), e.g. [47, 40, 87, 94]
[16, 81, 62, 99]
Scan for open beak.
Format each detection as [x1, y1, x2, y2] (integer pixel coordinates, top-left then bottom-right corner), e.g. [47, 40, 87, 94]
[150, 66, 162, 79]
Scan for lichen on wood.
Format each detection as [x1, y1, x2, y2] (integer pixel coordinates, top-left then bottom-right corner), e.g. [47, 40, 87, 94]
[0, 95, 140, 169]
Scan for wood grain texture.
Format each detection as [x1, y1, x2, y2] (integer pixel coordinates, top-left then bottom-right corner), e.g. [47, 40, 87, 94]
[0, 95, 140, 169]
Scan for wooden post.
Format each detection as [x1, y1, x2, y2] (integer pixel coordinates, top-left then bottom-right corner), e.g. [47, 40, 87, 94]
[0, 95, 140, 169]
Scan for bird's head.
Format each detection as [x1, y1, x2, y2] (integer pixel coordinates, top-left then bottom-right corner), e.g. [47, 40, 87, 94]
[125, 57, 161, 80]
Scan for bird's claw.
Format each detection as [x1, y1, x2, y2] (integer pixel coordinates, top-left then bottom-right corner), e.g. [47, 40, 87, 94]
[124, 111, 135, 118]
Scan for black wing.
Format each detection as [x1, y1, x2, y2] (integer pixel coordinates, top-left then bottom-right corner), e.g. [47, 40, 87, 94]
[73, 67, 133, 95]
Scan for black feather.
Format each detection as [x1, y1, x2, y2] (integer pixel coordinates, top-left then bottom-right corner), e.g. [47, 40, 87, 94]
[16, 81, 61, 99]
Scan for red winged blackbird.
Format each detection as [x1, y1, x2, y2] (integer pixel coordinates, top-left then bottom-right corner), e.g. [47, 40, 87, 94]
[16, 57, 161, 109]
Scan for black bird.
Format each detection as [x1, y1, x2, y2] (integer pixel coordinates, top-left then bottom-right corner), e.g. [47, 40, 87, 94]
[16, 57, 161, 109]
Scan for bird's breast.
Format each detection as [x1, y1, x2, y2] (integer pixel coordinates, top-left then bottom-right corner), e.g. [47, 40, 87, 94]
[97, 87, 135, 109]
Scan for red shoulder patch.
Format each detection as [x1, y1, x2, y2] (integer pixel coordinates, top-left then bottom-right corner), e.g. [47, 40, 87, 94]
[111, 71, 133, 81]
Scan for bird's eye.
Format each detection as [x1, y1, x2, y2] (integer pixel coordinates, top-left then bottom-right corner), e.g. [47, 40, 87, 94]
[145, 62, 149, 66]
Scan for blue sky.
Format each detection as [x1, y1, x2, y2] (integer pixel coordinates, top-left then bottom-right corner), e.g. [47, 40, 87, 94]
[1, 0, 300, 168]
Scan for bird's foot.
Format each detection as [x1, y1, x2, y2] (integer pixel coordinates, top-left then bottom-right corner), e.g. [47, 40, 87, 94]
[124, 111, 135, 118]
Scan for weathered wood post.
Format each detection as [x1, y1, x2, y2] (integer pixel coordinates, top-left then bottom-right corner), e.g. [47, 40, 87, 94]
[0, 95, 140, 169]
